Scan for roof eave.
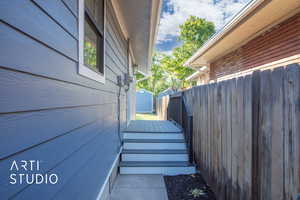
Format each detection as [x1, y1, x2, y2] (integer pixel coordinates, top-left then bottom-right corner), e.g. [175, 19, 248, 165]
[111, 0, 162, 75]
[184, 0, 265, 67]
[147, 0, 163, 74]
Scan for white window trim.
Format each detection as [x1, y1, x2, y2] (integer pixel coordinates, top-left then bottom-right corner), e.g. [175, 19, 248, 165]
[78, 0, 106, 84]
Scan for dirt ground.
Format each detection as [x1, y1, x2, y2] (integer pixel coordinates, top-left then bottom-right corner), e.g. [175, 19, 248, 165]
[164, 173, 216, 200]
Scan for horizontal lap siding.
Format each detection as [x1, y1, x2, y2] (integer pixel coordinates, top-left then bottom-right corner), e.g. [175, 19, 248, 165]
[0, 0, 128, 199]
[0, 0, 77, 61]
[62, 0, 78, 18]
[210, 12, 300, 80]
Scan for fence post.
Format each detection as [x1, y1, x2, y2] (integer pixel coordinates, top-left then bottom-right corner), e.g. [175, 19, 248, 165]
[251, 70, 260, 200]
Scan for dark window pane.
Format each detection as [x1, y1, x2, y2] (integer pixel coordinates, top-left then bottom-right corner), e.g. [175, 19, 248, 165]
[84, 17, 98, 71]
[96, 0, 104, 31]
[85, 0, 104, 32]
[85, 0, 96, 16]
[83, 0, 104, 74]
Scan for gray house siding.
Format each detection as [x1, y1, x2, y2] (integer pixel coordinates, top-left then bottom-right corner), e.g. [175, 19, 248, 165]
[0, 0, 129, 199]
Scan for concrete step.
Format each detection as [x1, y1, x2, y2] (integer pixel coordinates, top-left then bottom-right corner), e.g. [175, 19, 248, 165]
[124, 139, 185, 143]
[122, 149, 188, 154]
[123, 132, 184, 140]
[123, 139, 186, 150]
[122, 149, 189, 162]
[119, 161, 196, 175]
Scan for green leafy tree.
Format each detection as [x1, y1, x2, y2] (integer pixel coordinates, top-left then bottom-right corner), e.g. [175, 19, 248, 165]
[136, 16, 215, 93]
[136, 53, 169, 96]
[179, 16, 215, 47]
[135, 71, 145, 81]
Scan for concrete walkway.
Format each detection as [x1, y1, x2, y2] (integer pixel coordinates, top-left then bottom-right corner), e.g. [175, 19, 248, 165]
[110, 175, 169, 200]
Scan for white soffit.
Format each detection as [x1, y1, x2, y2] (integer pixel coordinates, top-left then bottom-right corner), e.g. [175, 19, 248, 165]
[115, 0, 162, 74]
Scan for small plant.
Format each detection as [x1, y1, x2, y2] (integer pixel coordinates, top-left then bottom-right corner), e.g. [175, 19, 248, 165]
[189, 188, 206, 198]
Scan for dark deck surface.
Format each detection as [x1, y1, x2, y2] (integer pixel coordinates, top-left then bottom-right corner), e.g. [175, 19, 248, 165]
[124, 120, 181, 133]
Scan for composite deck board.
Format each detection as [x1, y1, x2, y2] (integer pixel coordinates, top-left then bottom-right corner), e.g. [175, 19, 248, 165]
[124, 120, 181, 133]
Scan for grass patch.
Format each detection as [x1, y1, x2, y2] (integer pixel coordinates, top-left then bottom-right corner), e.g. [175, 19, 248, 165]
[136, 113, 158, 120]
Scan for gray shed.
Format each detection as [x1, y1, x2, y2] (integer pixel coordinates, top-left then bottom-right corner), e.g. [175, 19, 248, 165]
[136, 89, 153, 113]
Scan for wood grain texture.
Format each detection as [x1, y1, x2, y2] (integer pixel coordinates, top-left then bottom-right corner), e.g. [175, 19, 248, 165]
[270, 67, 284, 200]
[157, 63, 300, 199]
[283, 64, 300, 198]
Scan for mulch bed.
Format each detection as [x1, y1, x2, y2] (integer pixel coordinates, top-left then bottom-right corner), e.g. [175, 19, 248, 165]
[164, 173, 216, 200]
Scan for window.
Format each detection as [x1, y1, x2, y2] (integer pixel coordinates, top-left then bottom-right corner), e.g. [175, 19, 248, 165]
[79, 0, 105, 83]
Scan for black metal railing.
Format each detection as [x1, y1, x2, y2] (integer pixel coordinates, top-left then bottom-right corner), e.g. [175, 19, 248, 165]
[167, 92, 194, 164]
[167, 93, 182, 125]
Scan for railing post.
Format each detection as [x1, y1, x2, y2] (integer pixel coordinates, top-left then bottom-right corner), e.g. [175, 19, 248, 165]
[189, 115, 194, 164]
[167, 91, 194, 165]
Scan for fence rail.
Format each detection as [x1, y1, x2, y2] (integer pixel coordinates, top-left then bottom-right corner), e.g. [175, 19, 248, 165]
[157, 63, 300, 200]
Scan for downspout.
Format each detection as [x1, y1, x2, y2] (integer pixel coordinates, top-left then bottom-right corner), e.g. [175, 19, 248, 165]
[126, 39, 131, 91]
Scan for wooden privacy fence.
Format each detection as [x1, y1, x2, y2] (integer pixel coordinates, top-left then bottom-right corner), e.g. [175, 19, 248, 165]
[157, 63, 300, 200]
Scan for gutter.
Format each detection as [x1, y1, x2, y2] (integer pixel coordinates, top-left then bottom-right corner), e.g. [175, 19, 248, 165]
[185, 66, 208, 81]
[147, 0, 163, 73]
[183, 0, 265, 67]
[136, 75, 150, 83]
[185, 71, 200, 81]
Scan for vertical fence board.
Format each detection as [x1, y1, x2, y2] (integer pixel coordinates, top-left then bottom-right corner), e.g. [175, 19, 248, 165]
[226, 79, 233, 200]
[195, 87, 201, 170]
[243, 75, 252, 200]
[204, 85, 209, 176]
[214, 83, 218, 195]
[156, 63, 300, 200]
[284, 64, 300, 199]
[259, 70, 272, 200]
[215, 83, 221, 197]
[208, 84, 213, 184]
[271, 67, 284, 200]
[211, 83, 216, 186]
[237, 77, 245, 199]
[231, 78, 239, 200]
[220, 81, 226, 199]
[251, 70, 261, 200]
[199, 86, 204, 170]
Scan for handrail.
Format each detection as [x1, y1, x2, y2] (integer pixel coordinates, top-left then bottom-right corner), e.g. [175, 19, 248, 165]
[182, 95, 192, 117]
[167, 92, 194, 164]
[182, 93, 194, 164]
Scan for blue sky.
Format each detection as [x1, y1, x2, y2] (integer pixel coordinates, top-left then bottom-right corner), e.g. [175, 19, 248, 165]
[155, 0, 251, 54]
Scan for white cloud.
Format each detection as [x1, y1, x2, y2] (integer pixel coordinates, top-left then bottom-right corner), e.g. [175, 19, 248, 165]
[157, 0, 250, 44]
